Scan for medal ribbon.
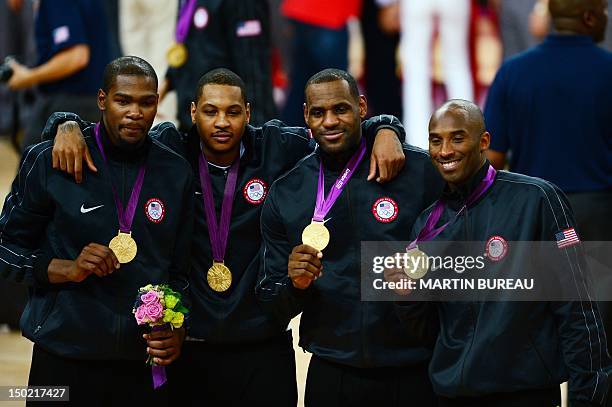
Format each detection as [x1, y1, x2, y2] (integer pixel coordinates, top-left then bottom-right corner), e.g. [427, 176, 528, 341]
[408, 164, 496, 249]
[175, 0, 198, 43]
[312, 137, 367, 222]
[93, 123, 146, 233]
[198, 153, 239, 263]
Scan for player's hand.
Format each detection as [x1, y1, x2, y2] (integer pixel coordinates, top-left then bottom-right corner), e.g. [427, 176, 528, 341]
[144, 327, 185, 366]
[7, 60, 34, 90]
[369, 128, 405, 183]
[288, 244, 323, 290]
[383, 257, 412, 296]
[72, 243, 120, 279]
[53, 121, 97, 183]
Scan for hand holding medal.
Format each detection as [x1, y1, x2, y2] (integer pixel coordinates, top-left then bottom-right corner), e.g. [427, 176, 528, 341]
[94, 123, 145, 264]
[405, 165, 497, 279]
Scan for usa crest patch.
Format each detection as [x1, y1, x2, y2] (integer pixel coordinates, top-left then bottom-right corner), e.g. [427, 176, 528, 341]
[372, 197, 398, 223]
[145, 198, 165, 223]
[243, 178, 267, 204]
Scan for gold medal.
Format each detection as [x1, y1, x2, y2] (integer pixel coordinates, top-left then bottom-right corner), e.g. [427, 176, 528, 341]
[301, 221, 330, 251]
[167, 43, 188, 68]
[109, 231, 137, 264]
[403, 247, 429, 280]
[207, 262, 232, 292]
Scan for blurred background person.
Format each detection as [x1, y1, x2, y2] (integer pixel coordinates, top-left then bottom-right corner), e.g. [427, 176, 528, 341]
[119, 0, 177, 124]
[485, 0, 612, 360]
[6, 0, 111, 151]
[0, 0, 38, 152]
[279, 0, 361, 125]
[162, 0, 276, 132]
[360, 0, 402, 119]
[399, 0, 475, 149]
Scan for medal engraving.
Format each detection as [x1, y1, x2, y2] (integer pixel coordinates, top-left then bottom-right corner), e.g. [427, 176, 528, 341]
[302, 221, 330, 252]
[109, 231, 137, 264]
[207, 262, 232, 292]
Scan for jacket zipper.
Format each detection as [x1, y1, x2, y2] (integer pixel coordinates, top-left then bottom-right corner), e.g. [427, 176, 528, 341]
[459, 205, 477, 390]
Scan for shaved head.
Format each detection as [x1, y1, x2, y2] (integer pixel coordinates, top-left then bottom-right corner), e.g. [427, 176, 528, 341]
[429, 99, 486, 140]
[550, 0, 600, 18]
[549, 0, 608, 42]
[428, 100, 491, 188]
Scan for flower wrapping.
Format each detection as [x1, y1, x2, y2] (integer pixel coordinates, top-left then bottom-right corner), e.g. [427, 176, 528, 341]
[132, 284, 189, 389]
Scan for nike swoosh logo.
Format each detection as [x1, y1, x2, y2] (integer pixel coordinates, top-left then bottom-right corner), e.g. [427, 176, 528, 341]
[80, 204, 104, 214]
[195, 191, 202, 195]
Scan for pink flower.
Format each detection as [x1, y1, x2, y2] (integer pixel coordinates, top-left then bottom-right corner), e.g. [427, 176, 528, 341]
[145, 302, 163, 322]
[140, 291, 159, 304]
[135, 304, 148, 325]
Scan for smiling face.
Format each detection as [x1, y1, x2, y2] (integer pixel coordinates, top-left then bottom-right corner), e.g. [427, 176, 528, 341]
[98, 74, 158, 146]
[304, 79, 367, 158]
[191, 83, 249, 166]
[428, 105, 490, 188]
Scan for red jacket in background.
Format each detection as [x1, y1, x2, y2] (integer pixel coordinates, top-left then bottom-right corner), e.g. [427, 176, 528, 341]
[282, 0, 362, 29]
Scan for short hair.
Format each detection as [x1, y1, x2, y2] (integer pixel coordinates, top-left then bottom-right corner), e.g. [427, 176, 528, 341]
[305, 68, 360, 102]
[102, 56, 158, 93]
[195, 68, 247, 103]
[432, 99, 486, 136]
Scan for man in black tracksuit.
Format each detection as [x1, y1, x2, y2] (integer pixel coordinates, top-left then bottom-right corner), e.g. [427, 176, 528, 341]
[43, 68, 406, 405]
[0, 57, 194, 405]
[164, 0, 276, 131]
[256, 69, 444, 406]
[396, 100, 611, 406]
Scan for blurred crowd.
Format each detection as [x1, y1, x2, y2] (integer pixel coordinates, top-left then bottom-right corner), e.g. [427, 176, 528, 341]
[2, 0, 610, 156]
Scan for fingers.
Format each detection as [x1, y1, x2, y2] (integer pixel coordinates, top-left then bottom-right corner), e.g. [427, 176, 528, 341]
[66, 151, 75, 178]
[84, 148, 97, 173]
[146, 345, 181, 366]
[376, 159, 389, 183]
[59, 151, 67, 173]
[143, 329, 174, 340]
[367, 155, 377, 181]
[52, 148, 60, 170]
[291, 244, 322, 258]
[77, 244, 120, 277]
[289, 245, 324, 289]
[290, 250, 323, 269]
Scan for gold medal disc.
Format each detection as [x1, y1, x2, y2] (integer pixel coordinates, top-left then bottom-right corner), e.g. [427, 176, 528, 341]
[167, 43, 188, 68]
[403, 247, 429, 280]
[207, 262, 232, 292]
[301, 221, 330, 252]
[109, 231, 138, 264]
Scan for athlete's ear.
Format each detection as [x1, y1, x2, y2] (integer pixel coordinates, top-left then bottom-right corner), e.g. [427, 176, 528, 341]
[191, 102, 197, 124]
[245, 102, 251, 124]
[480, 131, 491, 152]
[97, 89, 106, 111]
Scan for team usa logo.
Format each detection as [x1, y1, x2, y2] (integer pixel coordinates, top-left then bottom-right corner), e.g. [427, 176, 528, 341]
[193, 7, 209, 29]
[372, 197, 398, 223]
[145, 198, 165, 223]
[485, 235, 508, 261]
[243, 178, 267, 205]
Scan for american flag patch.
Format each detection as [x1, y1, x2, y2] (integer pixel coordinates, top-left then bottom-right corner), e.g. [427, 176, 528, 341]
[236, 20, 261, 37]
[555, 228, 580, 249]
[53, 26, 70, 45]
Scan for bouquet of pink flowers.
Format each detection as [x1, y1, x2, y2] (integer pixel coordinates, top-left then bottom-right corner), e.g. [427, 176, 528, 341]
[132, 284, 188, 389]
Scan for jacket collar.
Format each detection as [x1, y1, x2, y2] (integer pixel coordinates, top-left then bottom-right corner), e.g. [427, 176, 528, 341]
[441, 160, 491, 211]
